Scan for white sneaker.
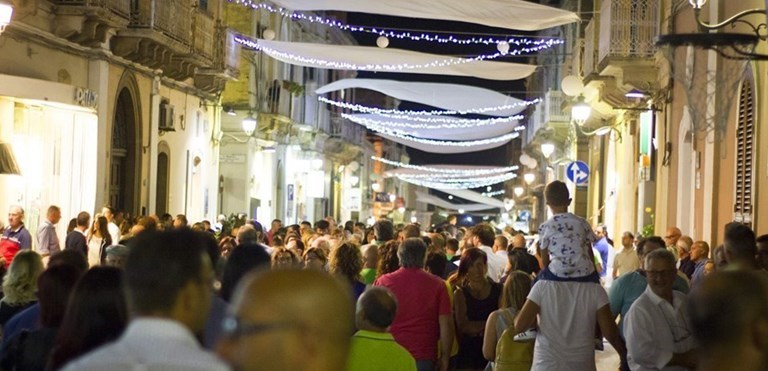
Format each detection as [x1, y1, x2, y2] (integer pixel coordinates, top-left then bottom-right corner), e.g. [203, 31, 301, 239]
[514, 329, 537, 342]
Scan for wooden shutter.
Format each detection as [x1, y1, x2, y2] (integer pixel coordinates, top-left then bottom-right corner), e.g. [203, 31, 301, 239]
[734, 70, 755, 226]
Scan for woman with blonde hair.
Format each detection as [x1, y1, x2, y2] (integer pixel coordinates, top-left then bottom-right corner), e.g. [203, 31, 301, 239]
[482, 271, 533, 366]
[0, 250, 44, 327]
[271, 247, 300, 270]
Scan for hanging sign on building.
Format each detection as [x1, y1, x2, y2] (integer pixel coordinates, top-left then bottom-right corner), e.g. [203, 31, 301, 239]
[74, 87, 98, 109]
[566, 160, 590, 185]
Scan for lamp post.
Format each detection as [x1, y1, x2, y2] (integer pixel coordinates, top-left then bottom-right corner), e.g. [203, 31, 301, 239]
[241, 113, 257, 136]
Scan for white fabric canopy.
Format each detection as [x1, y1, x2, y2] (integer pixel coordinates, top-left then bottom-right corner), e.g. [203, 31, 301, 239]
[384, 165, 516, 177]
[440, 189, 505, 208]
[415, 191, 499, 212]
[377, 132, 515, 154]
[271, 0, 579, 31]
[345, 113, 518, 140]
[317, 79, 529, 116]
[254, 39, 536, 81]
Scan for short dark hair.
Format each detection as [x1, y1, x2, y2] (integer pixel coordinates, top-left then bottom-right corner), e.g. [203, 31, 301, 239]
[175, 214, 188, 227]
[425, 251, 447, 277]
[315, 220, 330, 232]
[48, 249, 89, 274]
[402, 224, 421, 239]
[637, 236, 665, 256]
[545, 180, 570, 206]
[124, 229, 209, 314]
[724, 222, 757, 259]
[358, 287, 398, 328]
[300, 221, 311, 227]
[446, 238, 459, 252]
[76, 212, 90, 228]
[471, 223, 495, 247]
[220, 244, 271, 302]
[374, 219, 395, 242]
[757, 234, 768, 244]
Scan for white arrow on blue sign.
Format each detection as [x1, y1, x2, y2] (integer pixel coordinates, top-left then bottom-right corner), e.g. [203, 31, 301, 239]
[566, 161, 590, 185]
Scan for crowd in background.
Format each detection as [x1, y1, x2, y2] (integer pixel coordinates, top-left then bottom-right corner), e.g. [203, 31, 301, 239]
[0, 189, 766, 370]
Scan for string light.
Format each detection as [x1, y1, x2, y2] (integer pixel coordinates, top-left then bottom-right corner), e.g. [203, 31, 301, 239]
[395, 173, 518, 190]
[481, 190, 506, 197]
[234, 34, 521, 72]
[227, 1, 564, 48]
[372, 126, 519, 147]
[341, 113, 523, 130]
[372, 156, 519, 175]
[320, 96, 541, 116]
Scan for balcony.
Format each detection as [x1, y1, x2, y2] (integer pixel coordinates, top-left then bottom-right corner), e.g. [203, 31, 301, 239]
[582, 0, 661, 110]
[52, 0, 132, 46]
[527, 90, 570, 145]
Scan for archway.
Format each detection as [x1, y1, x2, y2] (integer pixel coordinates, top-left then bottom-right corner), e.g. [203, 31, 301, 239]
[110, 73, 142, 217]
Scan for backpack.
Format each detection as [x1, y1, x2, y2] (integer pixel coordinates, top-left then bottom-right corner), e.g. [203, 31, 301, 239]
[494, 327, 534, 371]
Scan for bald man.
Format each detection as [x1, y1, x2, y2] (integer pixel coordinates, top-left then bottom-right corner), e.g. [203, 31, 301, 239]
[689, 271, 768, 371]
[347, 287, 417, 371]
[217, 269, 354, 371]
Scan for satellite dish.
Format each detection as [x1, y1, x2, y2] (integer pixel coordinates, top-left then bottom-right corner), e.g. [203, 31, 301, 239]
[561, 75, 584, 97]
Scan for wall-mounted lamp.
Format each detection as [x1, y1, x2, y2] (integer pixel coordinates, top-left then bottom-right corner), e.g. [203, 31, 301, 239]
[262, 146, 276, 153]
[514, 186, 525, 197]
[570, 95, 592, 126]
[389, 194, 397, 203]
[242, 113, 257, 136]
[540, 143, 555, 159]
[371, 183, 381, 192]
[0, 1, 13, 36]
[523, 172, 536, 185]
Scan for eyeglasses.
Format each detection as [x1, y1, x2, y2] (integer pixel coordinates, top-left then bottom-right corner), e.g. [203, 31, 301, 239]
[221, 317, 297, 338]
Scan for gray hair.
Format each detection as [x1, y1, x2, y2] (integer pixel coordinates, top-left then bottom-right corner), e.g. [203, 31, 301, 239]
[237, 225, 259, 245]
[397, 238, 426, 268]
[645, 248, 676, 268]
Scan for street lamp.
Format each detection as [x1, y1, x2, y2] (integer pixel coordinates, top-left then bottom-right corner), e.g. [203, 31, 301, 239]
[0, 1, 12, 35]
[514, 186, 524, 197]
[540, 143, 555, 159]
[523, 172, 536, 185]
[241, 113, 257, 136]
[570, 95, 592, 126]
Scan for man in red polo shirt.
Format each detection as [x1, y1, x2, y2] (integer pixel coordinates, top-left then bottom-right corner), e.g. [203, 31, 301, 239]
[374, 238, 454, 371]
[1, 205, 32, 270]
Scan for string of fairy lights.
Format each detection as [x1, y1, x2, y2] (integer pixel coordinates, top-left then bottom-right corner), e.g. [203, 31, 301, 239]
[372, 156, 519, 175]
[395, 172, 518, 190]
[372, 126, 519, 147]
[235, 35, 520, 72]
[319, 96, 541, 116]
[341, 113, 524, 130]
[227, 0, 564, 48]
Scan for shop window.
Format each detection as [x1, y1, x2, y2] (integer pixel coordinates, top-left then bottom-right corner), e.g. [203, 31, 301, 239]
[734, 67, 754, 227]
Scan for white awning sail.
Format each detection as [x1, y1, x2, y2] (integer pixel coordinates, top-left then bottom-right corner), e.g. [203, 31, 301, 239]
[271, 0, 579, 31]
[415, 191, 499, 212]
[440, 189, 505, 208]
[251, 39, 537, 81]
[317, 79, 530, 116]
[377, 132, 515, 154]
[344, 113, 519, 141]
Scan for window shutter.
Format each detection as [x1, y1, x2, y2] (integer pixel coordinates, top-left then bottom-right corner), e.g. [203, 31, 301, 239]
[734, 70, 755, 227]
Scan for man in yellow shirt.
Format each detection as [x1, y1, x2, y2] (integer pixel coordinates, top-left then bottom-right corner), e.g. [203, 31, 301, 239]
[348, 287, 417, 371]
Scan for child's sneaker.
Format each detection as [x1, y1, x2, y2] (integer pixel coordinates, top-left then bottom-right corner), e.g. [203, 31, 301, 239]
[513, 329, 537, 342]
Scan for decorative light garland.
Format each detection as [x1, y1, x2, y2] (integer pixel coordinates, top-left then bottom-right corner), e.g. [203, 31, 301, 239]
[396, 173, 518, 190]
[481, 190, 506, 197]
[227, 0, 564, 48]
[234, 34, 514, 72]
[398, 172, 515, 182]
[372, 156, 519, 175]
[320, 96, 541, 116]
[372, 126, 519, 147]
[341, 113, 523, 130]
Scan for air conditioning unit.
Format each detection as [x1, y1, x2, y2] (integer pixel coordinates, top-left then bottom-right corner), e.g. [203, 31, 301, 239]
[159, 102, 175, 132]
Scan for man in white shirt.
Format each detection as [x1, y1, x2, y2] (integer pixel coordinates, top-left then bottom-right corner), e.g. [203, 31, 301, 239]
[101, 206, 121, 246]
[470, 224, 506, 282]
[613, 232, 640, 279]
[624, 249, 697, 371]
[63, 229, 228, 371]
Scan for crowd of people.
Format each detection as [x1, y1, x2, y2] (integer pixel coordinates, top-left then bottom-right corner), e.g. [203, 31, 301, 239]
[0, 180, 766, 370]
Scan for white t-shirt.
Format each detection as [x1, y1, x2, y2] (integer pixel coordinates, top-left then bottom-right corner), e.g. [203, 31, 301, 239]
[538, 212, 597, 278]
[528, 280, 608, 371]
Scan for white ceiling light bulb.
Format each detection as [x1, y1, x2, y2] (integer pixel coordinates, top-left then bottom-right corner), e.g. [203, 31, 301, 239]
[525, 157, 538, 169]
[262, 29, 276, 40]
[410, 216, 418, 223]
[561, 75, 584, 97]
[503, 198, 515, 211]
[458, 209, 465, 214]
[448, 195, 454, 200]
[540, 143, 555, 159]
[497, 41, 510, 54]
[514, 187, 524, 197]
[376, 36, 390, 48]
[486, 186, 492, 192]
[389, 194, 397, 203]
[524, 172, 536, 185]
